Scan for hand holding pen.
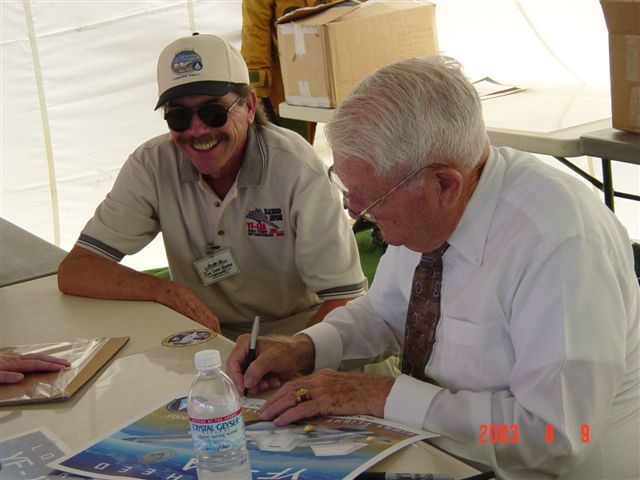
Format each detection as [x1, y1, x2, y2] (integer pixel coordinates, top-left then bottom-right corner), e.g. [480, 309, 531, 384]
[226, 327, 315, 396]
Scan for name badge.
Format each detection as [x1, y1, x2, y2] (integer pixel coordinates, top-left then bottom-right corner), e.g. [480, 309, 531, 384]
[193, 249, 240, 286]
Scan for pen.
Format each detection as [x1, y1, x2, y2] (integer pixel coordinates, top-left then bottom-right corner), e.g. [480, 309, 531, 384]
[354, 473, 452, 480]
[354, 473, 494, 480]
[242, 315, 260, 396]
[460, 472, 495, 480]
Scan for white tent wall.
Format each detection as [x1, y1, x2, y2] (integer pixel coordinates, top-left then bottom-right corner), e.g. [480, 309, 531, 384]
[1, 0, 243, 270]
[1, 0, 638, 273]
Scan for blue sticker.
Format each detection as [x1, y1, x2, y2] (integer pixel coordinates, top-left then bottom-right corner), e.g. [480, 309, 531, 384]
[162, 329, 214, 347]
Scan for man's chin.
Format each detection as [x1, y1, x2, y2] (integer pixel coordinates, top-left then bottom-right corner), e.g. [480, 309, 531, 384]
[378, 229, 399, 247]
[379, 230, 414, 250]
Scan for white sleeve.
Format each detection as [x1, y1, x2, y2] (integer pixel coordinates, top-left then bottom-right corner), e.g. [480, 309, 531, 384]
[79, 153, 160, 260]
[291, 165, 366, 300]
[302, 246, 417, 371]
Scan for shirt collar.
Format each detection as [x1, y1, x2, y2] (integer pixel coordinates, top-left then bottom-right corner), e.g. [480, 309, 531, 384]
[447, 146, 505, 266]
[237, 124, 266, 187]
[178, 125, 266, 187]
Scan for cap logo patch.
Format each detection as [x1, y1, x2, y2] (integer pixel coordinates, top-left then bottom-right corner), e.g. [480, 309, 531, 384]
[171, 49, 203, 76]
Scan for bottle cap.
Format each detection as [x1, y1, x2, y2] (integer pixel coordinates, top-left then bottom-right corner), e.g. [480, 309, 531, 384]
[194, 349, 221, 370]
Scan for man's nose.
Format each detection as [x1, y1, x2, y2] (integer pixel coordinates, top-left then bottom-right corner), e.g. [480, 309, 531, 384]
[344, 196, 364, 218]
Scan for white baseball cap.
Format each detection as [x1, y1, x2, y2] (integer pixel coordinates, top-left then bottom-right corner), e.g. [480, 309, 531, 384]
[155, 33, 250, 110]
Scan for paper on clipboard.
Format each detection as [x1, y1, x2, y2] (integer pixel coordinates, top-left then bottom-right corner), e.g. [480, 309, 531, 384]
[0, 336, 129, 406]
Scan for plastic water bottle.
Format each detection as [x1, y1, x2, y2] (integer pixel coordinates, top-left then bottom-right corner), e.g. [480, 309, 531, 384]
[188, 349, 251, 480]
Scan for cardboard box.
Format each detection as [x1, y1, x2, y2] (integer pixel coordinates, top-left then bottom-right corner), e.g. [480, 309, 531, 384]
[277, 0, 438, 108]
[601, 0, 640, 133]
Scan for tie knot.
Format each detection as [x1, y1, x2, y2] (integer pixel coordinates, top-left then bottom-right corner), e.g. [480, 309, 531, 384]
[422, 242, 449, 262]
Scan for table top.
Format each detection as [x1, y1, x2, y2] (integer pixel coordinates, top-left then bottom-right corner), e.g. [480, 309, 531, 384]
[0, 275, 204, 358]
[481, 84, 611, 158]
[579, 128, 640, 164]
[0, 276, 480, 478]
[0, 217, 67, 288]
[280, 83, 613, 158]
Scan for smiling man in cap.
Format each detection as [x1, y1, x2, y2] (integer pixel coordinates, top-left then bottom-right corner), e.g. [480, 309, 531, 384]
[58, 33, 365, 339]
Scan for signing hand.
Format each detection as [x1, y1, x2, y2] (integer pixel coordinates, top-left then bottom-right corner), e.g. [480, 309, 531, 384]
[226, 334, 315, 395]
[0, 352, 71, 384]
[259, 369, 395, 426]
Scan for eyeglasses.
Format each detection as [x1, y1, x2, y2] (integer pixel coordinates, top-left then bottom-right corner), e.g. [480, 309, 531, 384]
[164, 97, 241, 132]
[328, 163, 436, 223]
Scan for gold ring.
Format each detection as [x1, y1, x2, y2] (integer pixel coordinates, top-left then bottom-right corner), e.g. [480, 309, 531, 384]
[294, 387, 311, 404]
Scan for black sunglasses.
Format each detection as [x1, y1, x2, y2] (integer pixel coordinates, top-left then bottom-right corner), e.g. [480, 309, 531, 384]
[164, 97, 241, 132]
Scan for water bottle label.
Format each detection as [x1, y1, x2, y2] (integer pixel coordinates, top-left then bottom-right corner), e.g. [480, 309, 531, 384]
[189, 408, 245, 453]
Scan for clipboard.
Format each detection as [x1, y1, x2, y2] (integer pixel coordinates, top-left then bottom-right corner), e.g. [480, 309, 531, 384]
[0, 336, 129, 406]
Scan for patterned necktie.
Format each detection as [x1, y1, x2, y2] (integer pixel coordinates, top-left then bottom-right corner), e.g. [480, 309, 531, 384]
[401, 242, 449, 381]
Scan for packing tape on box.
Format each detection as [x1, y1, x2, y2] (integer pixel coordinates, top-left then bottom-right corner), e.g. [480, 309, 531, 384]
[279, 22, 318, 56]
[285, 93, 331, 108]
[299, 80, 312, 99]
[293, 23, 306, 55]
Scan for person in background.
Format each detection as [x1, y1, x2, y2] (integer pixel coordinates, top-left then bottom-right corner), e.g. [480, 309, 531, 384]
[58, 33, 365, 340]
[241, 0, 333, 144]
[227, 55, 640, 479]
[0, 352, 70, 384]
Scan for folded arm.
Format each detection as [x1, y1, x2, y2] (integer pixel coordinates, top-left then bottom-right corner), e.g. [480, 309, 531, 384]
[58, 246, 220, 332]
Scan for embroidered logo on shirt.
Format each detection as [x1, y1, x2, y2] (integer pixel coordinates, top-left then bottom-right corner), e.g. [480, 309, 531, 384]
[246, 207, 285, 237]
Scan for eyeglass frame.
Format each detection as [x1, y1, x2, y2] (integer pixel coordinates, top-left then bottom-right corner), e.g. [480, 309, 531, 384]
[163, 96, 241, 132]
[327, 163, 440, 222]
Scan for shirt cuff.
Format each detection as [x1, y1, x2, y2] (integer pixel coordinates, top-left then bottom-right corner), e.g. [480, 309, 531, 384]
[298, 322, 343, 370]
[384, 374, 443, 430]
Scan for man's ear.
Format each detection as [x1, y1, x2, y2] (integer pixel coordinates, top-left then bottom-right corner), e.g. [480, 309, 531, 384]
[245, 92, 257, 125]
[434, 167, 463, 209]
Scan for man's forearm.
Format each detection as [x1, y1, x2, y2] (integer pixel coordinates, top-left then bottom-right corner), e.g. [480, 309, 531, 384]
[58, 246, 171, 303]
[58, 246, 221, 332]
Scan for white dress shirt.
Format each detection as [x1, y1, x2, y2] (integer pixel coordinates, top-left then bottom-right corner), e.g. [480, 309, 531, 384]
[303, 146, 640, 479]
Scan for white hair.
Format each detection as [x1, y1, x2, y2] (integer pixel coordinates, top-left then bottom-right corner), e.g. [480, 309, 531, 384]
[325, 55, 488, 178]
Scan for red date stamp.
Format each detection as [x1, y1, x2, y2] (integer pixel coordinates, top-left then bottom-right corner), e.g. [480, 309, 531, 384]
[479, 424, 519, 443]
[479, 424, 591, 444]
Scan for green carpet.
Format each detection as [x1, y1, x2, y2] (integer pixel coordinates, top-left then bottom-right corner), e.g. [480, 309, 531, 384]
[355, 229, 385, 285]
[145, 266, 171, 280]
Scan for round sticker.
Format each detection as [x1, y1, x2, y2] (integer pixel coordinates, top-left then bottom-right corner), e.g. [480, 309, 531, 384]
[162, 329, 214, 347]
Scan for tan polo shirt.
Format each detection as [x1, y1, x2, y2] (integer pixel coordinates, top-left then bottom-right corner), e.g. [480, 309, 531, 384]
[77, 124, 365, 337]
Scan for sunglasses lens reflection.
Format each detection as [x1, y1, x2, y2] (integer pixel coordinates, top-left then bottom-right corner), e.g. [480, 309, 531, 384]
[198, 104, 228, 128]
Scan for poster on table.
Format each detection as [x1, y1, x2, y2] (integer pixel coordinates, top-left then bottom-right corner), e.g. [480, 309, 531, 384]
[49, 397, 435, 480]
[0, 428, 89, 479]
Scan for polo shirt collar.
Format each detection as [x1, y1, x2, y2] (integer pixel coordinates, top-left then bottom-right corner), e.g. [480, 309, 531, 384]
[237, 125, 266, 188]
[447, 146, 505, 266]
[177, 125, 266, 187]
[178, 147, 199, 183]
